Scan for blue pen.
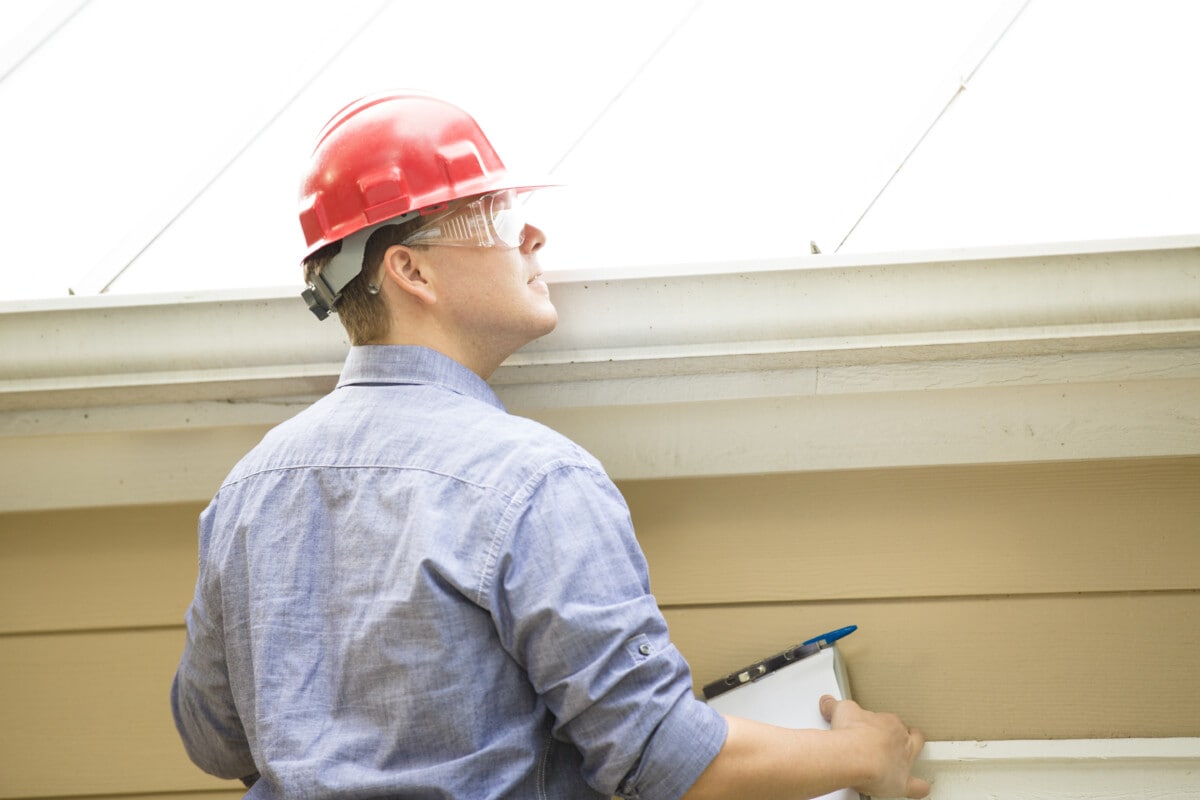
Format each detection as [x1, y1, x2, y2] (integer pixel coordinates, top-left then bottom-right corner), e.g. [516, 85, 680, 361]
[803, 625, 857, 647]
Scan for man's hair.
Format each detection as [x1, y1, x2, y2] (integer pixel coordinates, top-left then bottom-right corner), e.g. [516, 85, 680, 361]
[302, 217, 428, 345]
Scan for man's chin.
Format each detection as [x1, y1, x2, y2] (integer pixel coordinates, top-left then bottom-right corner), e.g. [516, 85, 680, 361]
[532, 306, 559, 340]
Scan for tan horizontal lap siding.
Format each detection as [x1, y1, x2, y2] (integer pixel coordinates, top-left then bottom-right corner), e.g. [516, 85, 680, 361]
[0, 504, 238, 798]
[0, 628, 238, 798]
[1, 504, 206, 635]
[664, 592, 1200, 741]
[18, 795, 243, 800]
[1, 456, 1197, 797]
[621, 457, 1200, 605]
[619, 457, 1200, 744]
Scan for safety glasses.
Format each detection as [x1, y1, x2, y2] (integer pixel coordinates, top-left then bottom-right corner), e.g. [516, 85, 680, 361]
[401, 189, 527, 249]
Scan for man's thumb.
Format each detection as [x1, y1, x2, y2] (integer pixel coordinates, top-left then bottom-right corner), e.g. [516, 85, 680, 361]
[819, 694, 837, 722]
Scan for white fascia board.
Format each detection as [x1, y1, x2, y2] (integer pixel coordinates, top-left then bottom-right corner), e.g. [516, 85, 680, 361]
[919, 738, 1200, 798]
[1, 236, 1198, 511]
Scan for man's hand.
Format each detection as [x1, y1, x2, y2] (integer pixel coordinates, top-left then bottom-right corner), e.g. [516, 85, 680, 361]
[683, 697, 931, 800]
[820, 695, 931, 799]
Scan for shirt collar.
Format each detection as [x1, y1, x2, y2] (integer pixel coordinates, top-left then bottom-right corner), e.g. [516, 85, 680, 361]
[336, 345, 506, 411]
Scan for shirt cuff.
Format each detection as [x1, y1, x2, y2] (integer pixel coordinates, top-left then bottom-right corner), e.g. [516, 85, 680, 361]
[619, 693, 728, 800]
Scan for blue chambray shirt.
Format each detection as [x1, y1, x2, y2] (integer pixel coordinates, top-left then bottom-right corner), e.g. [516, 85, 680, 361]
[172, 345, 727, 799]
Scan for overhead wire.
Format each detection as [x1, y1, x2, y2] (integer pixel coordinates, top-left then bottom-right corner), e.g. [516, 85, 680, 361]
[546, 0, 706, 177]
[834, 0, 1032, 253]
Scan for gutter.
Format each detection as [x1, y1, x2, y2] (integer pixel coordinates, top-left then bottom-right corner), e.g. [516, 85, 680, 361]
[3, 235, 1198, 411]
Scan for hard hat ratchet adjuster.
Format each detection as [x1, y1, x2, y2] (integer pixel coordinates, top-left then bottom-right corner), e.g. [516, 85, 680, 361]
[302, 211, 419, 320]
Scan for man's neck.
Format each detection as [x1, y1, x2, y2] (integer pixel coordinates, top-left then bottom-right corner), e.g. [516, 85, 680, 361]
[369, 332, 508, 381]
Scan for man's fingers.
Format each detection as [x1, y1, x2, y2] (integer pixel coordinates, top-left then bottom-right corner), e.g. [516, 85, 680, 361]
[909, 726, 926, 754]
[822, 697, 928, 797]
[906, 775, 933, 799]
[905, 726, 929, 796]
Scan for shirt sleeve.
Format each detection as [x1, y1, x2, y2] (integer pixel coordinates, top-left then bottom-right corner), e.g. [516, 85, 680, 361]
[170, 506, 258, 782]
[484, 460, 728, 800]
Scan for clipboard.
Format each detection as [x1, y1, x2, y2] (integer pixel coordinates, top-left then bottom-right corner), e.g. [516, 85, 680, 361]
[704, 639, 861, 800]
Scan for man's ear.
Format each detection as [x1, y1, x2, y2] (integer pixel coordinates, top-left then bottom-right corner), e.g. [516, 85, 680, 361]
[381, 245, 437, 305]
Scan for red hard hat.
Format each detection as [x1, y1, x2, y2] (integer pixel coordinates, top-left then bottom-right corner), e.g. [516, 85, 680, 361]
[298, 90, 551, 257]
[297, 90, 554, 319]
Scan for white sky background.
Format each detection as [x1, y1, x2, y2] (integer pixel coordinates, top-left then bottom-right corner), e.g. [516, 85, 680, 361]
[0, 0, 1197, 302]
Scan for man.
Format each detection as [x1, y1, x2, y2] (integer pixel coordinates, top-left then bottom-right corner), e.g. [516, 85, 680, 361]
[172, 90, 929, 799]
